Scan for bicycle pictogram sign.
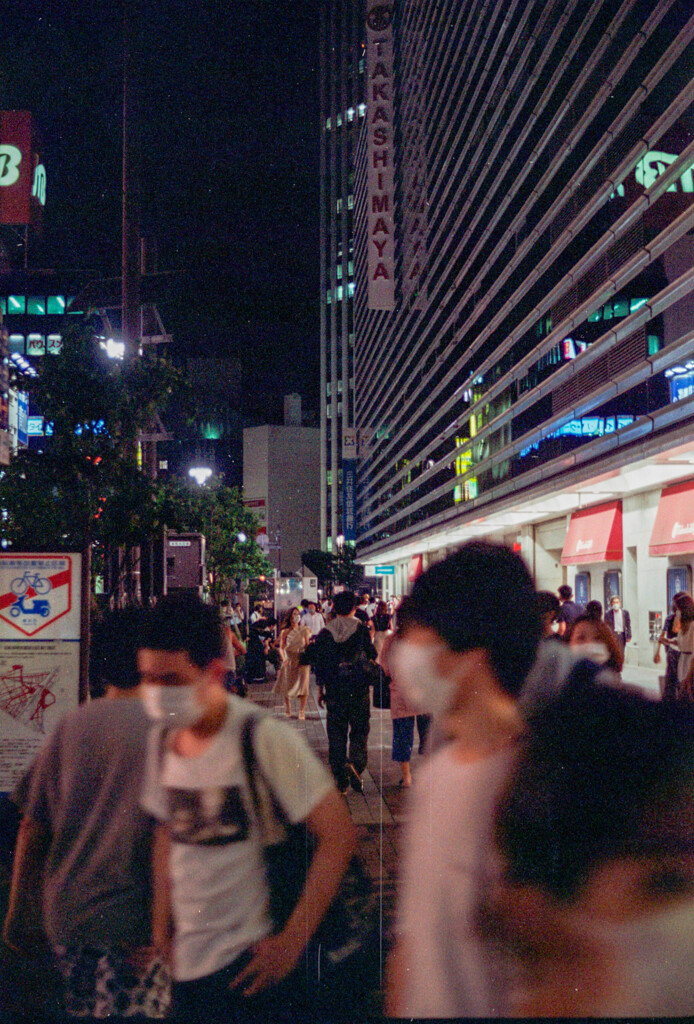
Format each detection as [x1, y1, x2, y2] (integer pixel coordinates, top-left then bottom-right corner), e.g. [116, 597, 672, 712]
[0, 556, 74, 637]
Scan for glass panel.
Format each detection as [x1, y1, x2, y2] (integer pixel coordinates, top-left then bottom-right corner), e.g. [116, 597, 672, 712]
[46, 295, 66, 314]
[46, 334, 62, 355]
[27, 333, 45, 356]
[613, 298, 629, 317]
[0, 297, 5, 314]
[27, 296, 46, 315]
[8, 295, 26, 314]
[9, 334, 24, 354]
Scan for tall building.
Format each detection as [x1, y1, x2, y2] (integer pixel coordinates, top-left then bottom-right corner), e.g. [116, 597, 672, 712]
[319, 0, 365, 551]
[344, 0, 694, 663]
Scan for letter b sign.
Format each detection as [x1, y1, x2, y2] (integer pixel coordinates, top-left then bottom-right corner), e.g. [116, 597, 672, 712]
[0, 146, 22, 187]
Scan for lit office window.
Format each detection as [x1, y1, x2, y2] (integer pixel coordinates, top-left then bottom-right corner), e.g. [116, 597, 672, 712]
[348, 261, 354, 276]
[47, 334, 62, 355]
[46, 295, 66, 314]
[347, 194, 354, 209]
[346, 107, 354, 122]
[336, 198, 343, 213]
[326, 290, 332, 304]
[336, 264, 343, 280]
[8, 296, 26, 314]
[27, 333, 45, 356]
[336, 113, 342, 127]
[358, 103, 366, 117]
[0, 298, 5, 314]
[326, 117, 332, 129]
[613, 298, 629, 317]
[336, 286, 343, 301]
[9, 334, 24, 354]
[347, 282, 355, 298]
[630, 297, 648, 313]
[27, 296, 46, 315]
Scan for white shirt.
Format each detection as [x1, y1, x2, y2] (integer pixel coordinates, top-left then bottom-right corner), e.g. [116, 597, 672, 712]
[396, 745, 515, 1018]
[303, 611, 325, 636]
[612, 608, 624, 633]
[141, 699, 333, 980]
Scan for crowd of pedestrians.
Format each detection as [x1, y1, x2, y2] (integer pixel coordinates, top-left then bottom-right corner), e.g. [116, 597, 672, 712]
[3, 552, 694, 1021]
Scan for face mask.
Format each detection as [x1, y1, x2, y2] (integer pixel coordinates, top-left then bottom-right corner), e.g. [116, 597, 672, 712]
[140, 683, 206, 727]
[389, 640, 459, 717]
[573, 899, 694, 1017]
[573, 641, 609, 665]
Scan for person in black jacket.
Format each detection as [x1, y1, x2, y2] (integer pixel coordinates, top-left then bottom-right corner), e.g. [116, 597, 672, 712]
[605, 595, 632, 653]
[306, 590, 378, 793]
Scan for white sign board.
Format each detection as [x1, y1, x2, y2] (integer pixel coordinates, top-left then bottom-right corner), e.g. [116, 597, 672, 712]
[0, 554, 81, 792]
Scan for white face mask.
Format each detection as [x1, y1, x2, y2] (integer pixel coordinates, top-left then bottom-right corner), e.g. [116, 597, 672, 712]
[389, 640, 459, 717]
[573, 641, 610, 665]
[573, 899, 694, 1017]
[140, 683, 206, 727]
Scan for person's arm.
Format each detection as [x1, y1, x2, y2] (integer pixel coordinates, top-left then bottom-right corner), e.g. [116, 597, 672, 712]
[151, 822, 173, 959]
[232, 789, 356, 996]
[385, 935, 413, 1017]
[3, 816, 51, 956]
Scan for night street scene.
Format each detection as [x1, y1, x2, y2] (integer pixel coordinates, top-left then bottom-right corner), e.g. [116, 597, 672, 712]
[1, 1, 694, 1021]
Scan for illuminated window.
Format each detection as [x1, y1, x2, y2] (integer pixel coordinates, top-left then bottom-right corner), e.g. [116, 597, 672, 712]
[46, 295, 66, 314]
[613, 298, 629, 317]
[326, 290, 332, 304]
[336, 198, 343, 213]
[587, 308, 602, 323]
[347, 194, 354, 209]
[9, 334, 24, 354]
[326, 117, 332, 130]
[348, 261, 354, 276]
[27, 334, 45, 356]
[358, 103, 366, 117]
[336, 286, 343, 301]
[27, 296, 46, 315]
[46, 334, 62, 355]
[347, 282, 355, 298]
[647, 334, 661, 355]
[603, 301, 613, 320]
[336, 264, 343, 280]
[0, 298, 5, 314]
[67, 297, 80, 313]
[327, 471, 332, 485]
[8, 295, 26, 314]
[630, 297, 648, 313]
[346, 107, 354, 122]
[336, 113, 342, 127]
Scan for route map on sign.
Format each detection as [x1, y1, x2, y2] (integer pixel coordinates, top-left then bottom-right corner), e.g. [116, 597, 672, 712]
[0, 663, 57, 734]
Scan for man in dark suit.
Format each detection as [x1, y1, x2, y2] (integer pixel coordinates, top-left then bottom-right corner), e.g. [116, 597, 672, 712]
[605, 595, 632, 653]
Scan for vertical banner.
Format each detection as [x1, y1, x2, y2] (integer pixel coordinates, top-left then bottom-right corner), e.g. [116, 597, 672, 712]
[366, 1, 395, 310]
[0, 553, 81, 792]
[401, 45, 428, 307]
[342, 429, 358, 542]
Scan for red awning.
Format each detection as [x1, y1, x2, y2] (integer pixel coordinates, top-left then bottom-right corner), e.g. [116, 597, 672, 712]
[561, 500, 623, 565]
[407, 554, 424, 582]
[649, 478, 694, 557]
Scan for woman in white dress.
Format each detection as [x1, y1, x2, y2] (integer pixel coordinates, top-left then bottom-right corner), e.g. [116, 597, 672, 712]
[272, 606, 311, 719]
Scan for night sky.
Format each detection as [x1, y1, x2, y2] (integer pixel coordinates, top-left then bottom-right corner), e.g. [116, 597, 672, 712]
[1, 0, 322, 415]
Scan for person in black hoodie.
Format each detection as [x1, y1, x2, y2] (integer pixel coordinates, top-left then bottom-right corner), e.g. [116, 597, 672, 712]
[307, 591, 378, 793]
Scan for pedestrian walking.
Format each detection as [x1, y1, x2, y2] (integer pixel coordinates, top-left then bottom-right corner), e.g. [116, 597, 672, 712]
[137, 594, 355, 1024]
[674, 593, 694, 701]
[385, 540, 541, 1019]
[272, 606, 311, 720]
[519, 590, 575, 718]
[556, 584, 586, 636]
[305, 590, 378, 793]
[605, 595, 632, 654]
[3, 607, 171, 1022]
[655, 592, 687, 700]
[303, 600, 325, 637]
[482, 680, 694, 1018]
[567, 614, 624, 676]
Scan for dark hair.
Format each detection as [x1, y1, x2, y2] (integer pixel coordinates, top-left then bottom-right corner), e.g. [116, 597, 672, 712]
[139, 594, 225, 667]
[558, 584, 573, 601]
[536, 591, 560, 620]
[567, 614, 624, 672]
[495, 681, 694, 901]
[333, 590, 358, 616]
[90, 606, 145, 694]
[405, 541, 541, 696]
[376, 600, 389, 617]
[282, 606, 300, 629]
[674, 592, 694, 628]
[585, 599, 603, 621]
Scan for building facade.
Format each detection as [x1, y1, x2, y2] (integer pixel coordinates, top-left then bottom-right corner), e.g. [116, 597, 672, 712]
[348, 0, 694, 664]
[319, 0, 366, 551]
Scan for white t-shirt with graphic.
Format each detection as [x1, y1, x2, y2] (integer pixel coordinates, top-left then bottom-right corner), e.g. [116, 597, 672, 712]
[140, 698, 333, 981]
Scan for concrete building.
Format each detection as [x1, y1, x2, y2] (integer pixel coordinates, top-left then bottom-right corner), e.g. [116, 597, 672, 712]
[243, 400, 321, 574]
[334, 0, 694, 666]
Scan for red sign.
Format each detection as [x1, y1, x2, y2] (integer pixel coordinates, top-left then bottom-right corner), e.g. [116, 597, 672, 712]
[0, 111, 44, 226]
[649, 478, 694, 557]
[561, 501, 623, 565]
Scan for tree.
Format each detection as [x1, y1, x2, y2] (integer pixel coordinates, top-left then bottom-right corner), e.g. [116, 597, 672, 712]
[302, 545, 364, 594]
[0, 320, 184, 588]
[159, 477, 271, 602]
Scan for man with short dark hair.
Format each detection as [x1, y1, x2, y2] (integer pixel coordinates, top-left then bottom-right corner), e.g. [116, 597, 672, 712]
[306, 590, 378, 793]
[137, 594, 355, 1023]
[556, 584, 585, 636]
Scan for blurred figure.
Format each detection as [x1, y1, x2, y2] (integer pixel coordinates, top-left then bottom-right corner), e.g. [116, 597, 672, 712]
[3, 607, 170, 1022]
[568, 614, 624, 676]
[605, 595, 632, 655]
[369, 600, 392, 660]
[655, 592, 687, 700]
[675, 592, 694, 701]
[585, 599, 603, 621]
[519, 591, 574, 718]
[483, 680, 694, 1018]
[272, 607, 311, 720]
[385, 541, 541, 1019]
[303, 600, 325, 638]
[379, 621, 429, 788]
[556, 584, 585, 637]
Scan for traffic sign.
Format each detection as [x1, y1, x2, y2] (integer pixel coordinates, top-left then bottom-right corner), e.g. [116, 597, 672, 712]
[374, 565, 395, 575]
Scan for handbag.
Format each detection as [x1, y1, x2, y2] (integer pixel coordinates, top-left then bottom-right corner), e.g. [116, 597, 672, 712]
[240, 717, 379, 976]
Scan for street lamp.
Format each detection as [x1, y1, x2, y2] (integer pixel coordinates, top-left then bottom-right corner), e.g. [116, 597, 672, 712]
[189, 466, 213, 486]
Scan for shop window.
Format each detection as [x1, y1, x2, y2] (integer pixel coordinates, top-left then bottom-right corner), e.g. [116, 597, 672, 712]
[603, 569, 622, 607]
[667, 566, 691, 607]
[27, 296, 46, 315]
[8, 295, 26, 314]
[575, 572, 591, 605]
[27, 334, 45, 356]
[46, 295, 66, 314]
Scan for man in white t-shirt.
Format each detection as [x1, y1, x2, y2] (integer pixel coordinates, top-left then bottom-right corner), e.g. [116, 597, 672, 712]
[138, 595, 355, 1024]
[303, 601, 325, 637]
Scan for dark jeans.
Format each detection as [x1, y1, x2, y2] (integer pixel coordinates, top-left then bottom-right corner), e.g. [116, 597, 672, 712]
[172, 950, 311, 1024]
[325, 679, 371, 783]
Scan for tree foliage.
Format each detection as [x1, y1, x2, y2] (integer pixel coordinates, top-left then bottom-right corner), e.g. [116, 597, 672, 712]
[302, 545, 364, 592]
